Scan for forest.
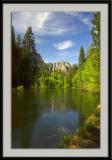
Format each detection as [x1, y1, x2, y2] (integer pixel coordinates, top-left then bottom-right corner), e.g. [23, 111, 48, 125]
[12, 12, 100, 92]
[12, 12, 100, 149]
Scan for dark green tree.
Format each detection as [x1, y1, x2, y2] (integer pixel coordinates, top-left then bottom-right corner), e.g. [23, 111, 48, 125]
[12, 26, 16, 86]
[91, 12, 100, 48]
[22, 26, 36, 55]
[21, 26, 38, 88]
[16, 34, 22, 48]
[79, 46, 85, 66]
[12, 26, 21, 87]
[12, 26, 16, 47]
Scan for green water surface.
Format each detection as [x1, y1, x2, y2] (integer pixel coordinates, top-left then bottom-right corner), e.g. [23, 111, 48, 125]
[12, 88, 100, 148]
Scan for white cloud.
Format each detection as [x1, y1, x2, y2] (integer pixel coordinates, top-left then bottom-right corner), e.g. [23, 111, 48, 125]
[65, 12, 91, 26]
[12, 12, 82, 36]
[12, 12, 51, 33]
[82, 17, 90, 25]
[65, 12, 80, 17]
[38, 27, 67, 36]
[35, 12, 50, 28]
[12, 12, 68, 36]
[54, 41, 74, 50]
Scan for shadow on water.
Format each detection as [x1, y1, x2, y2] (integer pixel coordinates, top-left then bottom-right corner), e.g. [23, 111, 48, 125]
[12, 88, 100, 148]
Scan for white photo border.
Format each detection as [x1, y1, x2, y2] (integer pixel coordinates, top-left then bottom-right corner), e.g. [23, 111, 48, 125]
[3, 3, 108, 157]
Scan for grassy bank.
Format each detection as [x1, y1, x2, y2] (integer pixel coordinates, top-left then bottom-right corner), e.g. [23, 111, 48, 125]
[60, 105, 100, 148]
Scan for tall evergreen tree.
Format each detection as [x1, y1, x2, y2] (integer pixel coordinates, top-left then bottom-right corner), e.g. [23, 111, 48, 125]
[12, 26, 16, 47]
[79, 46, 85, 66]
[12, 26, 16, 86]
[22, 26, 36, 55]
[21, 26, 38, 88]
[16, 34, 22, 48]
[12, 26, 21, 87]
[91, 12, 100, 48]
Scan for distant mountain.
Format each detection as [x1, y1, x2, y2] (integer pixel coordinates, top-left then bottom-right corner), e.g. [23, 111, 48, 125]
[48, 61, 71, 73]
[36, 53, 71, 74]
[36, 53, 49, 73]
[36, 53, 44, 64]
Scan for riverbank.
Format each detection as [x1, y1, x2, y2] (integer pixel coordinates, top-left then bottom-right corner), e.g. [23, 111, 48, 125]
[14, 85, 100, 93]
[60, 105, 100, 148]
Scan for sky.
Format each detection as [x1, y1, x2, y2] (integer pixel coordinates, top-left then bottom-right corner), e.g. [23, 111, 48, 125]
[12, 12, 94, 65]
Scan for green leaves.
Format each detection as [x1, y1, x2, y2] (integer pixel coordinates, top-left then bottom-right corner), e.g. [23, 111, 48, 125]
[91, 12, 100, 48]
[12, 12, 100, 91]
[79, 46, 85, 66]
[12, 26, 39, 88]
[71, 12, 100, 92]
[37, 71, 73, 89]
[72, 47, 100, 92]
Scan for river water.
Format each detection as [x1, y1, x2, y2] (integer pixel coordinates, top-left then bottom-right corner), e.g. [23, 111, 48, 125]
[12, 88, 100, 148]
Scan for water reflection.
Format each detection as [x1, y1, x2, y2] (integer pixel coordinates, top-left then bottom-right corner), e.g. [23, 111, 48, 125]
[51, 99, 54, 113]
[30, 111, 79, 148]
[12, 89, 100, 148]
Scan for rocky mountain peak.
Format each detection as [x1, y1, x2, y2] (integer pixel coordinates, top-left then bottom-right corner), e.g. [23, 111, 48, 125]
[49, 61, 71, 73]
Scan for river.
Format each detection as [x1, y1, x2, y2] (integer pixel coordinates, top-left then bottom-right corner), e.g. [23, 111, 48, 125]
[12, 88, 100, 148]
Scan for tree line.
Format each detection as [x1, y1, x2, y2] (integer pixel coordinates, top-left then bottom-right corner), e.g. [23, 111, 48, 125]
[12, 26, 39, 88]
[12, 12, 100, 92]
[72, 12, 100, 92]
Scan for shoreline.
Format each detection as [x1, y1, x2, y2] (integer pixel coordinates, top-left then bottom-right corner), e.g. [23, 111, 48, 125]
[59, 105, 100, 148]
[13, 86, 100, 93]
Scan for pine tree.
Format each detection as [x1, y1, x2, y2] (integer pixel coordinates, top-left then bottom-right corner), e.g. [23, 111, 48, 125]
[16, 34, 22, 48]
[12, 26, 21, 87]
[91, 12, 100, 48]
[12, 26, 16, 48]
[79, 46, 85, 66]
[21, 26, 38, 88]
[22, 26, 36, 55]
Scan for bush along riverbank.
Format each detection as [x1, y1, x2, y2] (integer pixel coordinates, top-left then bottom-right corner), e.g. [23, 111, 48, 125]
[59, 105, 100, 148]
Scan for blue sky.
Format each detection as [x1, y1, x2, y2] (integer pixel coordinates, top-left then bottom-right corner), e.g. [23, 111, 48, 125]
[12, 12, 94, 65]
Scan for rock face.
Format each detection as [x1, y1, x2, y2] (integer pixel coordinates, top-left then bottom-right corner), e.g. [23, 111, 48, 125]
[35, 53, 71, 74]
[49, 61, 71, 73]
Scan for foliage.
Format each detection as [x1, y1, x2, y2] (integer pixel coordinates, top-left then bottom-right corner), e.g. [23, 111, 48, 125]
[37, 71, 71, 89]
[59, 135, 72, 148]
[12, 12, 100, 92]
[12, 26, 22, 87]
[79, 46, 85, 66]
[60, 105, 100, 148]
[91, 12, 100, 48]
[72, 12, 100, 92]
[72, 47, 100, 92]
[12, 26, 39, 88]
[12, 12, 100, 148]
